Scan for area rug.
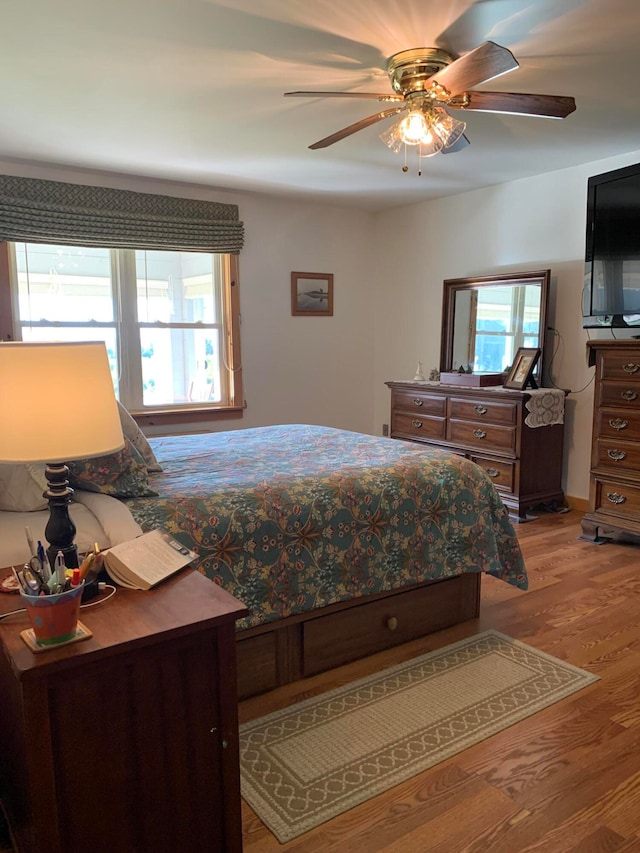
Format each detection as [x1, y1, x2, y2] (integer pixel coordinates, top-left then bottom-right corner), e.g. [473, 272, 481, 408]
[239, 630, 598, 842]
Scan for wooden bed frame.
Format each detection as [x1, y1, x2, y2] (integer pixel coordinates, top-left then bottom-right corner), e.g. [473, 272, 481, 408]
[235, 572, 481, 700]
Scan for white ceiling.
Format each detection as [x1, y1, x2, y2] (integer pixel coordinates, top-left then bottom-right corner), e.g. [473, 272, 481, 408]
[2, 0, 640, 211]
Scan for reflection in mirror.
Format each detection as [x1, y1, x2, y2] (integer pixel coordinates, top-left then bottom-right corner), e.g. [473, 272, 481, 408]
[441, 270, 550, 382]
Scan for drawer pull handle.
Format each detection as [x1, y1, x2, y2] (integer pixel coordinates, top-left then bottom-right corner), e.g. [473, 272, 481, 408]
[412, 398, 423, 407]
[473, 429, 487, 439]
[607, 449, 627, 461]
[621, 390, 638, 401]
[622, 363, 640, 374]
[609, 419, 628, 431]
[606, 492, 626, 505]
[387, 616, 398, 631]
[486, 467, 500, 477]
[474, 405, 488, 415]
[412, 419, 423, 429]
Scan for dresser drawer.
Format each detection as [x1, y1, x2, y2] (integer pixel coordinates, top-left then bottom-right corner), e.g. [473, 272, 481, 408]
[449, 420, 516, 453]
[391, 411, 446, 441]
[594, 439, 640, 474]
[598, 381, 640, 409]
[391, 389, 447, 416]
[599, 352, 640, 382]
[596, 408, 640, 441]
[593, 477, 640, 520]
[470, 456, 515, 491]
[449, 397, 518, 426]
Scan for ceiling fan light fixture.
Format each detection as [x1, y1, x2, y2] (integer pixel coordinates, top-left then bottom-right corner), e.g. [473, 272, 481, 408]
[380, 106, 449, 156]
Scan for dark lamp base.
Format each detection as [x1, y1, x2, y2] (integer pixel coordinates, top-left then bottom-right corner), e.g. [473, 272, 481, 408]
[43, 462, 79, 570]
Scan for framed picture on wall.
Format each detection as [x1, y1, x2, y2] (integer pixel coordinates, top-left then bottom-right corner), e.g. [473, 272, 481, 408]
[503, 347, 541, 390]
[291, 272, 334, 316]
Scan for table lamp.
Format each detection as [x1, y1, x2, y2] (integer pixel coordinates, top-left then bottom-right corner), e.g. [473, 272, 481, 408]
[0, 341, 124, 569]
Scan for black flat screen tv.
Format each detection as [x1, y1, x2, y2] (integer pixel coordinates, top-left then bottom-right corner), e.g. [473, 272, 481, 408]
[583, 161, 640, 329]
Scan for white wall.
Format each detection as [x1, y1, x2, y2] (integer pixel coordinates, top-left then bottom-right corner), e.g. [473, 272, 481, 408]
[0, 160, 376, 436]
[372, 149, 640, 502]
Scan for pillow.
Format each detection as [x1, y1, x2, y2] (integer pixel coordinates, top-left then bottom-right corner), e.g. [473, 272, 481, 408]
[116, 401, 162, 473]
[68, 439, 159, 498]
[0, 463, 48, 511]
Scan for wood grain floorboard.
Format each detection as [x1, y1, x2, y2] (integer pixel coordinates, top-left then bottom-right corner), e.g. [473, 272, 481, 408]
[240, 510, 640, 852]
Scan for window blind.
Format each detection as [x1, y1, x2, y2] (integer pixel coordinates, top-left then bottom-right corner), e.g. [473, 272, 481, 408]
[0, 175, 244, 253]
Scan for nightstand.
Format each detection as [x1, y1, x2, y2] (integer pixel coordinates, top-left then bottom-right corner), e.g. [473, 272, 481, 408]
[0, 567, 248, 853]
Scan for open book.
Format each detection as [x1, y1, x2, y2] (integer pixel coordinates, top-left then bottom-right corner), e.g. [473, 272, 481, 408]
[102, 529, 198, 590]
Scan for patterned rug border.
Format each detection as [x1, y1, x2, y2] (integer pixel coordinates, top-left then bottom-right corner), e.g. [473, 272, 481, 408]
[240, 630, 599, 843]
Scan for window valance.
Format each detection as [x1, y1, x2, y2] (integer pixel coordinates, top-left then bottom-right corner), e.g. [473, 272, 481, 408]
[0, 175, 244, 253]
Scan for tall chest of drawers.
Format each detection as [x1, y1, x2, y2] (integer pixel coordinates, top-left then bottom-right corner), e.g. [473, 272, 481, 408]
[386, 381, 565, 521]
[582, 340, 640, 541]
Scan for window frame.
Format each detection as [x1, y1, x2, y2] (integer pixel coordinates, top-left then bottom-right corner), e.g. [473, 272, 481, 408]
[0, 242, 244, 428]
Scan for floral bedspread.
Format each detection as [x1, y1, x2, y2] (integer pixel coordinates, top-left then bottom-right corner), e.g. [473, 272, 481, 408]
[123, 425, 527, 630]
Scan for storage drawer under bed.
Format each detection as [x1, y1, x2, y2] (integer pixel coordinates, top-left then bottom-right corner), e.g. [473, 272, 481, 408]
[302, 573, 480, 676]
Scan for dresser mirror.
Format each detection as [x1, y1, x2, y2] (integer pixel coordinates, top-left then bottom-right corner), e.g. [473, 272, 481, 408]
[439, 269, 550, 383]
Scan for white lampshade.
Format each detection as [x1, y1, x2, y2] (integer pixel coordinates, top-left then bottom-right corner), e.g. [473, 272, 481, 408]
[0, 341, 124, 463]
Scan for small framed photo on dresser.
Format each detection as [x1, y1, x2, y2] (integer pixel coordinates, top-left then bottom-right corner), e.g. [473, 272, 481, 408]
[503, 347, 541, 390]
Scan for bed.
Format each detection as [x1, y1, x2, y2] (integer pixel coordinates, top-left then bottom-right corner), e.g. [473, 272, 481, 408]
[0, 424, 526, 699]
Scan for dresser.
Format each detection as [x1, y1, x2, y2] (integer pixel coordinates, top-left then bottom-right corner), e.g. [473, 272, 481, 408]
[0, 568, 248, 853]
[582, 340, 640, 542]
[386, 381, 565, 521]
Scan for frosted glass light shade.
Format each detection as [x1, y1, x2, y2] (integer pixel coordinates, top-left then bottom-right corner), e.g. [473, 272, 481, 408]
[0, 341, 124, 463]
[432, 107, 467, 148]
[379, 120, 406, 153]
[400, 111, 429, 144]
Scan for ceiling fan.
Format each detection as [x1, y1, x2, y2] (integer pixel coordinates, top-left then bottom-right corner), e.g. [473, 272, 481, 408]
[285, 41, 576, 164]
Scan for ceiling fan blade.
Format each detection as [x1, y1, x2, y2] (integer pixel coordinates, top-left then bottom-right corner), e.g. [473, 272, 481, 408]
[285, 91, 402, 101]
[442, 134, 470, 154]
[431, 41, 518, 98]
[309, 107, 404, 149]
[454, 91, 576, 118]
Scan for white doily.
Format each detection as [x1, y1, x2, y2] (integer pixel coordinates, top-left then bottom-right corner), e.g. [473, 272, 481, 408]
[524, 388, 565, 428]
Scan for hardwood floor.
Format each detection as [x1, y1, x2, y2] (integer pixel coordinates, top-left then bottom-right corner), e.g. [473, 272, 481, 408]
[240, 510, 640, 852]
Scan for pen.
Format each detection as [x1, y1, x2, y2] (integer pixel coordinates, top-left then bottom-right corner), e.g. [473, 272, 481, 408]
[37, 541, 50, 581]
[55, 551, 66, 588]
[78, 551, 95, 581]
[25, 526, 36, 556]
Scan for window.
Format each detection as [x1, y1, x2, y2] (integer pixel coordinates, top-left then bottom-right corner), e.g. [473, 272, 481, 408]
[3, 242, 242, 424]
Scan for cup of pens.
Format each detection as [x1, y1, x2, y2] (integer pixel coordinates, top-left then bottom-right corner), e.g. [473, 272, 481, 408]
[20, 582, 84, 646]
[16, 549, 85, 646]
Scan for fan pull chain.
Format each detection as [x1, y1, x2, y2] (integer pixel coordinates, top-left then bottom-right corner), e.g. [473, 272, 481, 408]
[400, 143, 424, 176]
